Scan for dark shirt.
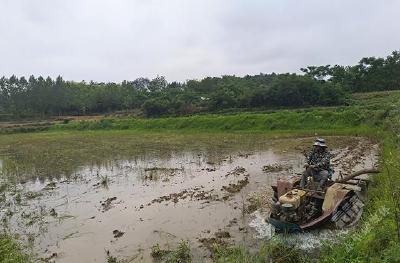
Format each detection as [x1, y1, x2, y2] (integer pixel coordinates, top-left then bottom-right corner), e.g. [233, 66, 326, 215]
[306, 149, 331, 170]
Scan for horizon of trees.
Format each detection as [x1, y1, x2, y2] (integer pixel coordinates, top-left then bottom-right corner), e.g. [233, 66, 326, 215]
[301, 50, 400, 92]
[0, 50, 399, 118]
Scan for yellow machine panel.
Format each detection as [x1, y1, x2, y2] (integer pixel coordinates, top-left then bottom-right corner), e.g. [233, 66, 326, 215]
[322, 183, 350, 212]
[279, 189, 306, 209]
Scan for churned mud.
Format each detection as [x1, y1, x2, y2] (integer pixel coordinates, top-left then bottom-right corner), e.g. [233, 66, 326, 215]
[0, 134, 379, 262]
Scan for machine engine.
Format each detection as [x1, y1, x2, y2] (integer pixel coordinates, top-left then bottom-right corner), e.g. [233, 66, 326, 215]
[271, 179, 321, 223]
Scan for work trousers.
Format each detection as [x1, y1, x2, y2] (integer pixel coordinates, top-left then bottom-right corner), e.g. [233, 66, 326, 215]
[300, 167, 329, 189]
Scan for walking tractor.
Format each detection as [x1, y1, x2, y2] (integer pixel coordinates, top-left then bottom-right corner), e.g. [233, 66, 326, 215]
[267, 138, 379, 233]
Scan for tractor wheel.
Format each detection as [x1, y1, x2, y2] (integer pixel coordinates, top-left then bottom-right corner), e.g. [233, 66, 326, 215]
[331, 193, 364, 229]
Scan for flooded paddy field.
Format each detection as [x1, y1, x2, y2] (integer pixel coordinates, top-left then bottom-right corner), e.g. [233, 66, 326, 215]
[0, 132, 379, 262]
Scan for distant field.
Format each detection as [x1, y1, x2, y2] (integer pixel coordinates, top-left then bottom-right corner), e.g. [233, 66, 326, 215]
[1, 90, 399, 135]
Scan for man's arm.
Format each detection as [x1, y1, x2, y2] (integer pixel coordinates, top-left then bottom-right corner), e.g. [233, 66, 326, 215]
[316, 152, 330, 170]
[304, 150, 313, 167]
[306, 150, 314, 163]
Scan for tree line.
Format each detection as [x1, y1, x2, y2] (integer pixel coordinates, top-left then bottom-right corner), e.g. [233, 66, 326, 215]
[0, 51, 398, 118]
[301, 50, 400, 92]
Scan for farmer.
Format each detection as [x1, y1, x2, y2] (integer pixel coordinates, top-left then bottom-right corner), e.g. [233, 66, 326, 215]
[300, 138, 332, 190]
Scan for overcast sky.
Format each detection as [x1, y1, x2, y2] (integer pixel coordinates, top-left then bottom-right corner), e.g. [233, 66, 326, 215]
[0, 0, 399, 82]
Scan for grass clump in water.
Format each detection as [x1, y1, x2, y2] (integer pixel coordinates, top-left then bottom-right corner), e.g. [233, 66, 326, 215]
[151, 240, 191, 263]
[151, 243, 171, 260]
[100, 175, 109, 188]
[0, 234, 28, 263]
[0, 182, 9, 193]
[106, 255, 119, 263]
[14, 192, 22, 204]
[24, 191, 42, 200]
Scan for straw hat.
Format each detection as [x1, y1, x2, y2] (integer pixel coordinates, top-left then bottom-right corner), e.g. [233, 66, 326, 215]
[313, 138, 327, 147]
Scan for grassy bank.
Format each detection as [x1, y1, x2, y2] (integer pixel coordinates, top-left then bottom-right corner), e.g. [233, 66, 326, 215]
[318, 135, 400, 262]
[53, 109, 362, 131]
[1, 91, 397, 135]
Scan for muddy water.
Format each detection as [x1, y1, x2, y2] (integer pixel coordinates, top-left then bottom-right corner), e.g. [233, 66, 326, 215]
[0, 135, 378, 262]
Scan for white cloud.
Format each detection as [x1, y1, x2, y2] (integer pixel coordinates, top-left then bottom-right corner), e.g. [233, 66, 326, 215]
[0, 0, 399, 82]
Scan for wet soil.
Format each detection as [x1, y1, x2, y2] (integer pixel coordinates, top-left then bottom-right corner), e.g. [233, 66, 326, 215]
[0, 135, 379, 262]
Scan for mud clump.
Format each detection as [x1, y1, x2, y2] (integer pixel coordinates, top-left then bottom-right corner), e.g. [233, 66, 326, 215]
[113, 229, 124, 238]
[100, 197, 117, 212]
[151, 188, 217, 205]
[152, 190, 188, 204]
[145, 167, 183, 172]
[262, 164, 289, 173]
[335, 138, 376, 175]
[245, 187, 273, 213]
[198, 237, 228, 251]
[198, 230, 231, 255]
[221, 167, 249, 194]
[40, 252, 57, 262]
[222, 176, 249, 194]
[24, 191, 43, 199]
[227, 218, 238, 227]
[215, 231, 231, 239]
[43, 181, 57, 190]
[246, 202, 258, 214]
[49, 208, 57, 217]
[238, 152, 253, 158]
[225, 166, 246, 177]
[144, 167, 183, 180]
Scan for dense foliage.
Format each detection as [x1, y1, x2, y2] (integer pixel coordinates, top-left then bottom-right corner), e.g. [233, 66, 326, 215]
[302, 50, 400, 92]
[0, 74, 345, 118]
[0, 51, 398, 118]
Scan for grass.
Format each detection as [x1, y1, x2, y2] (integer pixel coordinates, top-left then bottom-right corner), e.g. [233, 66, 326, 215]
[51, 108, 367, 132]
[211, 240, 309, 263]
[151, 243, 171, 260]
[151, 240, 191, 263]
[106, 255, 119, 263]
[38, 90, 396, 133]
[0, 182, 8, 193]
[317, 135, 400, 263]
[0, 234, 28, 263]
[100, 175, 109, 188]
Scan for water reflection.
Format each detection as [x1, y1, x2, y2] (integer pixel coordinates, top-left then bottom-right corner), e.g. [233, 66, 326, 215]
[0, 134, 279, 182]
